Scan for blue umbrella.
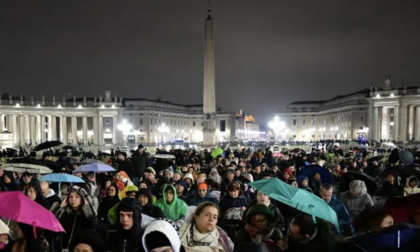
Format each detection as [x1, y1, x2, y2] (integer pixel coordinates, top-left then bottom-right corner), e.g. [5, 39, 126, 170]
[297, 164, 332, 184]
[38, 174, 85, 183]
[72, 163, 115, 174]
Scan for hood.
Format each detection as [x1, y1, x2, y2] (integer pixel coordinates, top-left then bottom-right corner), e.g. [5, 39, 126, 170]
[117, 197, 143, 237]
[245, 173, 254, 182]
[46, 188, 56, 198]
[405, 176, 419, 188]
[210, 168, 219, 176]
[162, 184, 178, 206]
[142, 220, 181, 252]
[137, 188, 153, 207]
[118, 185, 138, 200]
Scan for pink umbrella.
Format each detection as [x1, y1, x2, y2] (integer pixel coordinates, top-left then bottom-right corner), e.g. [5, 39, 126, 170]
[0, 191, 64, 233]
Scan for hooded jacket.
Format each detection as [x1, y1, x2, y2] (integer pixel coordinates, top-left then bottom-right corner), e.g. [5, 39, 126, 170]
[154, 184, 188, 221]
[115, 198, 144, 252]
[137, 188, 164, 219]
[98, 184, 120, 223]
[142, 220, 183, 252]
[209, 168, 222, 185]
[404, 176, 420, 196]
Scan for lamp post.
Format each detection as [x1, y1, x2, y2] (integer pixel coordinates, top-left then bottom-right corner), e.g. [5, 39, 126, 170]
[268, 116, 286, 141]
[117, 119, 133, 145]
[157, 123, 169, 144]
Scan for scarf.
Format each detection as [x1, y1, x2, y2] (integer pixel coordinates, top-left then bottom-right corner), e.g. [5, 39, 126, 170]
[179, 222, 225, 252]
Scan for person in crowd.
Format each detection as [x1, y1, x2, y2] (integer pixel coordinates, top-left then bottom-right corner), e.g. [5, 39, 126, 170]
[187, 182, 220, 206]
[154, 184, 188, 221]
[357, 208, 394, 234]
[310, 172, 322, 195]
[131, 144, 149, 186]
[179, 202, 233, 252]
[113, 198, 143, 252]
[9, 223, 49, 252]
[24, 184, 51, 209]
[404, 176, 420, 196]
[98, 178, 112, 201]
[175, 180, 189, 202]
[117, 151, 134, 177]
[244, 190, 285, 231]
[380, 173, 401, 196]
[219, 181, 249, 215]
[221, 169, 237, 197]
[235, 204, 283, 252]
[1, 171, 20, 191]
[39, 181, 61, 207]
[51, 185, 97, 250]
[209, 168, 223, 185]
[283, 212, 337, 252]
[299, 177, 312, 193]
[319, 183, 353, 235]
[69, 229, 107, 252]
[97, 184, 120, 224]
[340, 180, 374, 220]
[85, 172, 100, 212]
[143, 220, 185, 252]
[136, 188, 164, 218]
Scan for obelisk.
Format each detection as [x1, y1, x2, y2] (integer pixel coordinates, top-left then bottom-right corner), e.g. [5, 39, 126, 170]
[202, 3, 217, 146]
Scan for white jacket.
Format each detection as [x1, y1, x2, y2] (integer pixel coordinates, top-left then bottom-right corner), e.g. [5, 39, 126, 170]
[404, 176, 420, 196]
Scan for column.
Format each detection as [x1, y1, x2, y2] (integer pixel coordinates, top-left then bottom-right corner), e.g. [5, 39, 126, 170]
[47, 116, 53, 141]
[368, 102, 374, 140]
[372, 106, 379, 141]
[93, 115, 99, 145]
[82, 116, 88, 145]
[399, 103, 408, 142]
[11, 115, 18, 145]
[51, 116, 57, 141]
[112, 115, 117, 144]
[0, 114, 4, 132]
[24, 115, 30, 144]
[415, 106, 420, 141]
[30, 116, 36, 145]
[61, 116, 67, 144]
[408, 105, 415, 140]
[71, 117, 77, 145]
[393, 106, 399, 141]
[98, 116, 103, 145]
[381, 107, 389, 140]
[19, 115, 25, 145]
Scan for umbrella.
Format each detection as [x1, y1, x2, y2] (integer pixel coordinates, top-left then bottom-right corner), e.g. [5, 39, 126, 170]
[249, 177, 340, 233]
[0, 219, 10, 234]
[61, 145, 74, 150]
[5, 148, 17, 153]
[153, 154, 176, 159]
[34, 140, 63, 151]
[0, 163, 52, 174]
[0, 191, 64, 233]
[72, 163, 115, 173]
[80, 159, 105, 164]
[297, 164, 333, 184]
[337, 223, 420, 252]
[38, 173, 85, 183]
[340, 171, 379, 195]
[211, 148, 224, 158]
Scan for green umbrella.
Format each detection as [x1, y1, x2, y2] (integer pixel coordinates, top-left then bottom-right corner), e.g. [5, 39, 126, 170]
[249, 178, 340, 233]
[211, 148, 224, 159]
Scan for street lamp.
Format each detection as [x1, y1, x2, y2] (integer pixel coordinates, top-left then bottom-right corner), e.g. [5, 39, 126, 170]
[268, 116, 286, 140]
[117, 119, 133, 144]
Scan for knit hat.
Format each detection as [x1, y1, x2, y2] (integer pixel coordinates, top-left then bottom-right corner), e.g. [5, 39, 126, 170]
[138, 144, 144, 149]
[176, 180, 188, 190]
[69, 230, 107, 252]
[399, 150, 414, 165]
[198, 183, 208, 191]
[146, 167, 156, 176]
[183, 173, 193, 181]
[246, 203, 275, 224]
[145, 231, 172, 250]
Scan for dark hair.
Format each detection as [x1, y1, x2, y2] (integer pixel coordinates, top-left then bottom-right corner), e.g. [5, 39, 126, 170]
[358, 209, 392, 233]
[24, 184, 38, 194]
[228, 181, 242, 195]
[291, 213, 317, 236]
[262, 172, 273, 178]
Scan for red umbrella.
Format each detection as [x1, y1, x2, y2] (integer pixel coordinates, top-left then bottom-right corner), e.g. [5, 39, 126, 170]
[385, 193, 420, 223]
[0, 191, 64, 233]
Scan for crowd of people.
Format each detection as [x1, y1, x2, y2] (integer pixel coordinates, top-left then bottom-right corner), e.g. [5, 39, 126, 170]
[1, 143, 420, 252]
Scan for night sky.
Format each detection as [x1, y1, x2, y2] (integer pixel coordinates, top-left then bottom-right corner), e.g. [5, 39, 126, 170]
[1, 0, 420, 126]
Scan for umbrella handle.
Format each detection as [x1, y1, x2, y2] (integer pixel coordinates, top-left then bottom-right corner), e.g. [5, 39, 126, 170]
[32, 223, 37, 239]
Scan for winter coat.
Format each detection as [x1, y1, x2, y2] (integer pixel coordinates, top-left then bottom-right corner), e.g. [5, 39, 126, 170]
[404, 176, 420, 196]
[131, 151, 149, 178]
[340, 191, 374, 220]
[154, 184, 188, 221]
[137, 188, 164, 219]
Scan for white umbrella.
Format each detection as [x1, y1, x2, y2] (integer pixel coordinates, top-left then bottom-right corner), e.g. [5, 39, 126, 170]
[0, 219, 10, 234]
[153, 154, 175, 159]
[0, 163, 53, 174]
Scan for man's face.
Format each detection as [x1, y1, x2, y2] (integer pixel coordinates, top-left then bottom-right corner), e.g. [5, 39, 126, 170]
[289, 223, 308, 242]
[320, 188, 333, 203]
[147, 172, 155, 180]
[138, 194, 149, 206]
[301, 179, 308, 187]
[165, 189, 174, 203]
[150, 247, 173, 252]
[386, 174, 395, 183]
[173, 173, 181, 182]
[119, 211, 134, 230]
[138, 148, 144, 154]
[255, 167, 261, 174]
[197, 174, 206, 184]
[226, 172, 234, 180]
[118, 154, 125, 161]
[22, 175, 32, 184]
[198, 188, 207, 199]
[175, 184, 184, 194]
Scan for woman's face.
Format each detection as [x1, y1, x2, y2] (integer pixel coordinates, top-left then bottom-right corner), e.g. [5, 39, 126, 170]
[252, 213, 269, 230]
[165, 170, 172, 178]
[105, 181, 111, 188]
[195, 206, 219, 233]
[139, 183, 147, 189]
[257, 191, 269, 203]
[107, 185, 117, 197]
[301, 180, 308, 187]
[291, 181, 298, 188]
[3, 175, 11, 184]
[173, 173, 181, 182]
[73, 243, 94, 252]
[26, 187, 37, 201]
[115, 173, 122, 181]
[188, 168, 194, 174]
[229, 189, 239, 198]
[283, 173, 290, 179]
[380, 215, 394, 228]
[69, 192, 82, 208]
[0, 169, 3, 177]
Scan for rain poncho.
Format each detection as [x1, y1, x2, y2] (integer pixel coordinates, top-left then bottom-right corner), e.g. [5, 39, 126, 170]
[154, 184, 188, 221]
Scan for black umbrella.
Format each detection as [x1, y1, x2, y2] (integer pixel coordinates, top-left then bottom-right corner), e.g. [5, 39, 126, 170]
[61, 145, 74, 150]
[34, 141, 63, 151]
[5, 148, 17, 153]
[340, 170, 380, 195]
[337, 223, 420, 252]
[7, 157, 46, 166]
